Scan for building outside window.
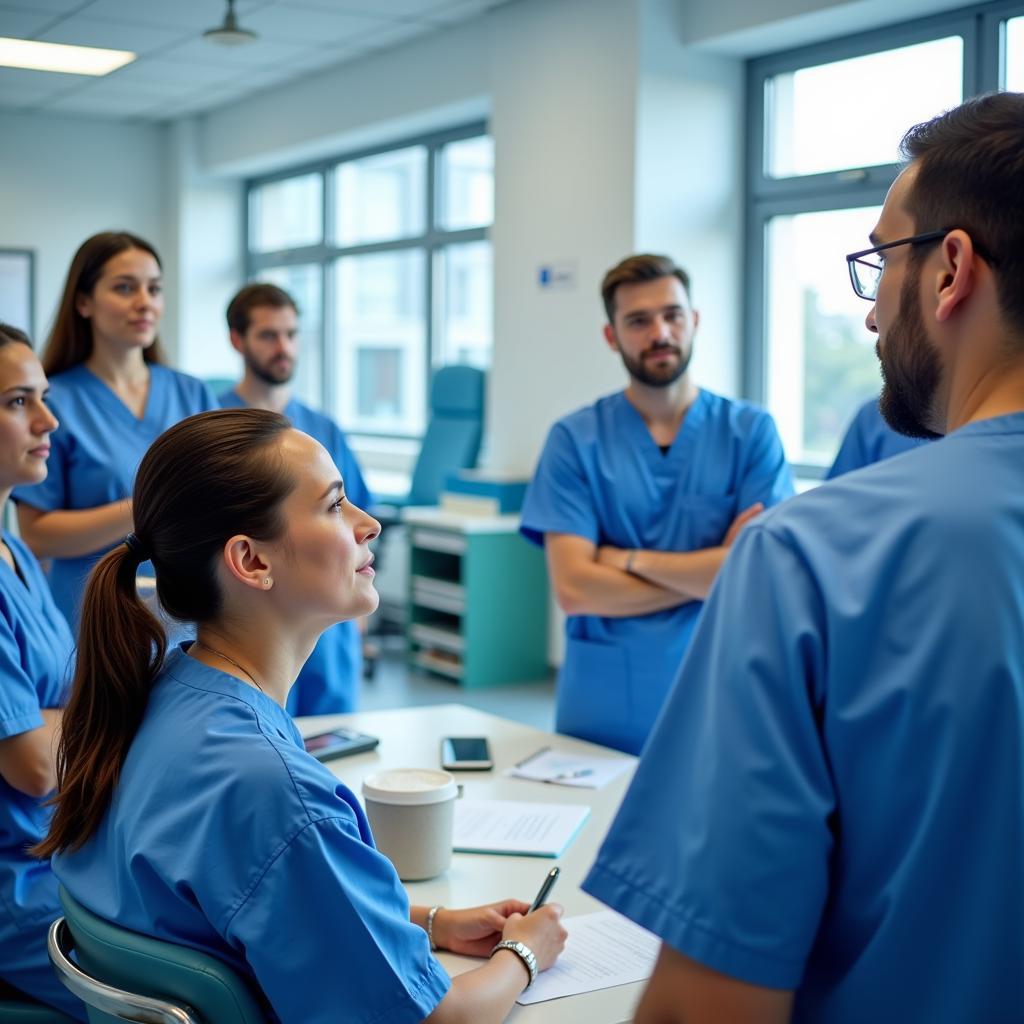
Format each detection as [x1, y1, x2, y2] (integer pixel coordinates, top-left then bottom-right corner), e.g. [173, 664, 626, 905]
[246, 125, 493, 445]
[747, 2, 1024, 474]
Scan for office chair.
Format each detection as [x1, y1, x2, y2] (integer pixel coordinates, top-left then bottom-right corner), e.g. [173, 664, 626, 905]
[48, 888, 268, 1024]
[0, 977, 76, 1024]
[366, 364, 486, 672]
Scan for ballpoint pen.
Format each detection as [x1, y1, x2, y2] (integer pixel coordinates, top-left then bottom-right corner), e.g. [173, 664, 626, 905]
[550, 769, 594, 781]
[528, 866, 560, 913]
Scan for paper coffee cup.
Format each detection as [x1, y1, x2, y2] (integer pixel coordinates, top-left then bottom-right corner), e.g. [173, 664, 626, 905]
[362, 768, 459, 881]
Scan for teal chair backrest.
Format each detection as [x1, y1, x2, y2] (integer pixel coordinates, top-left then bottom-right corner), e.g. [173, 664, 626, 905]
[407, 365, 486, 506]
[58, 888, 268, 1024]
[202, 377, 236, 401]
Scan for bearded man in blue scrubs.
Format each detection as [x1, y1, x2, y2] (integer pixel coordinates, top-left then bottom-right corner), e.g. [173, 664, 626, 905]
[220, 283, 373, 716]
[521, 255, 793, 754]
[584, 93, 1024, 1023]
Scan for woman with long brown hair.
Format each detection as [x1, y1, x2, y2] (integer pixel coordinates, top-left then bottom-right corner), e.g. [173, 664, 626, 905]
[0, 324, 84, 1018]
[38, 408, 565, 1023]
[12, 231, 217, 625]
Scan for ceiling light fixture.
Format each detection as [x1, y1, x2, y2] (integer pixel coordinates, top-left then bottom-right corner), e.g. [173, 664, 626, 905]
[203, 0, 258, 47]
[0, 36, 135, 75]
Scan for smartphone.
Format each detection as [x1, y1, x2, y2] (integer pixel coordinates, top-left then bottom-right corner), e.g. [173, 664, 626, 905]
[440, 736, 494, 771]
[303, 728, 380, 763]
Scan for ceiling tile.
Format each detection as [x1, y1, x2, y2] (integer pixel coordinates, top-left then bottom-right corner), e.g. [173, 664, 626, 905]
[39, 90, 158, 115]
[159, 34, 309, 68]
[0, 64, 93, 94]
[80, 0, 265, 32]
[291, 0, 453, 20]
[425, 0, 498, 24]
[347, 19, 433, 49]
[118, 55, 243, 86]
[36, 15, 193, 55]
[0, 0, 84, 13]
[242, 4, 386, 45]
[0, 6, 58, 37]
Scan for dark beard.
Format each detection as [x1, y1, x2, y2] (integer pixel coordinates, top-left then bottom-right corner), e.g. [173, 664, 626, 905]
[619, 345, 691, 388]
[245, 354, 294, 387]
[878, 267, 944, 439]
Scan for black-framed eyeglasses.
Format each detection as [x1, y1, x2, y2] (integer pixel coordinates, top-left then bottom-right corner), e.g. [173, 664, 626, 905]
[845, 229, 951, 302]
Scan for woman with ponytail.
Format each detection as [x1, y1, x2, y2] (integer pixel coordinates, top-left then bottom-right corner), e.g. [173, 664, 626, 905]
[0, 325, 84, 1018]
[38, 408, 565, 1024]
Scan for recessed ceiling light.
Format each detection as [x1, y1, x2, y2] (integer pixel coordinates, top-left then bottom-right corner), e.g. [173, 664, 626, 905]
[0, 37, 135, 76]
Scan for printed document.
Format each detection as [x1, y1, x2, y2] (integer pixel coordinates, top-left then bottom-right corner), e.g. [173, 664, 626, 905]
[452, 799, 589, 857]
[505, 748, 633, 789]
[517, 910, 660, 1005]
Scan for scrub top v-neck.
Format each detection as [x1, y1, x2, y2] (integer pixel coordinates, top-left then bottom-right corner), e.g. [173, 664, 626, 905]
[521, 388, 794, 754]
[12, 363, 218, 625]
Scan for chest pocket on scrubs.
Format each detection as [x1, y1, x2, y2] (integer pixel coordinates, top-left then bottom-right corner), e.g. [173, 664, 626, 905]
[671, 495, 737, 551]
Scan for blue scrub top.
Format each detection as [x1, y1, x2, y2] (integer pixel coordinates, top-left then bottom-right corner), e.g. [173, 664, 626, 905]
[12, 364, 218, 625]
[521, 389, 794, 754]
[0, 532, 84, 1018]
[53, 647, 451, 1024]
[584, 414, 1024, 1023]
[220, 390, 373, 715]
[827, 397, 927, 479]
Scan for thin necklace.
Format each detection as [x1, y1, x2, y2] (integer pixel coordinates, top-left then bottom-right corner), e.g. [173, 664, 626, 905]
[192, 641, 265, 694]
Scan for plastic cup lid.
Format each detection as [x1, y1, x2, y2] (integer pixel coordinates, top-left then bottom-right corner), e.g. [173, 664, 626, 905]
[362, 768, 458, 806]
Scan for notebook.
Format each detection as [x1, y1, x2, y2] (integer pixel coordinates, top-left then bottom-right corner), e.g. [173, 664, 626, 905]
[452, 799, 590, 857]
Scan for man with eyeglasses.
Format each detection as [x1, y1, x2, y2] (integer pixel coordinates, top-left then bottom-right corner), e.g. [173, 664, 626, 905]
[582, 92, 1024, 1023]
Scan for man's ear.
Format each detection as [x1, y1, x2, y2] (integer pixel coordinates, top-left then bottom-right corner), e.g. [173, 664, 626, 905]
[229, 329, 246, 357]
[933, 230, 977, 324]
[603, 323, 619, 353]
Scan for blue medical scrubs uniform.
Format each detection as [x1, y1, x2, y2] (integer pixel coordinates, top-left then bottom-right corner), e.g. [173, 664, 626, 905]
[220, 390, 373, 715]
[827, 397, 927, 478]
[521, 389, 793, 754]
[53, 647, 450, 1024]
[12, 364, 218, 625]
[584, 414, 1024, 1023]
[0, 533, 85, 1020]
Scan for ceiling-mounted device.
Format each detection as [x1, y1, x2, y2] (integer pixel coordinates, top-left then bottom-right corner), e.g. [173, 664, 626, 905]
[203, 0, 258, 47]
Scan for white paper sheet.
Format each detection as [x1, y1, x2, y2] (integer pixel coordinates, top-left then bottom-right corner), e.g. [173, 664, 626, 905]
[505, 748, 633, 789]
[452, 799, 590, 856]
[516, 910, 660, 1005]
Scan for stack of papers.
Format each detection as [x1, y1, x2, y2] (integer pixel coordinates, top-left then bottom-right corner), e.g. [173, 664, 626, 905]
[453, 799, 590, 857]
[516, 910, 660, 1005]
[505, 747, 633, 789]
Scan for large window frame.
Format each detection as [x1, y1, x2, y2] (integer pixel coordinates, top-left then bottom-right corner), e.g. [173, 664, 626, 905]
[245, 121, 491, 442]
[745, 0, 1024, 477]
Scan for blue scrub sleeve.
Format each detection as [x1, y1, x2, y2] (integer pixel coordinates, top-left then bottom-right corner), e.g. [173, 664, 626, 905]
[520, 422, 601, 547]
[584, 522, 833, 989]
[736, 413, 795, 511]
[226, 815, 450, 1024]
[0, 625, 45, 740]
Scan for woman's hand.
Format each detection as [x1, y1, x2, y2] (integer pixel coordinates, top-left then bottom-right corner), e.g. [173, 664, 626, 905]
[432, 900, 531, 957]
[500, 904, 567, 972]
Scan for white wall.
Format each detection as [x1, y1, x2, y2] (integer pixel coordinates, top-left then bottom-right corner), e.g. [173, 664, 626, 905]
[0, 111, 165, 348]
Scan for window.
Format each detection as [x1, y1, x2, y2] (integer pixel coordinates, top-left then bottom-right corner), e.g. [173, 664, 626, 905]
[245, 124, 492, 439]
[747, 3, 1023, 473]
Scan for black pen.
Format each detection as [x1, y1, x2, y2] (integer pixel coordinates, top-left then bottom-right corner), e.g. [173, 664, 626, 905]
[528, 866, 560, 913]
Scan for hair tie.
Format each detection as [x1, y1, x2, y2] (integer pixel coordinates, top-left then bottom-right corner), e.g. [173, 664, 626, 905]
[124, 533, 150, 561]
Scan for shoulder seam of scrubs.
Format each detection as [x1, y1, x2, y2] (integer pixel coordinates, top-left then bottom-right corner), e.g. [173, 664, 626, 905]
[222, 813, 369, 931]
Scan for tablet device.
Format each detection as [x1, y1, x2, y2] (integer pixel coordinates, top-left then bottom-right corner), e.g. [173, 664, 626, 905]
[304, 728, 380, 762]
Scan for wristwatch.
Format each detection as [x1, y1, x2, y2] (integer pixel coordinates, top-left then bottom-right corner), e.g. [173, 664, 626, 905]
[490, 939, 538, 988]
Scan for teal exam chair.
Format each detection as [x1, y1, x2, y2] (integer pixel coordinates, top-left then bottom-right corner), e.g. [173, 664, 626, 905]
[0, 977, 75, 1024]
[47, 888, 268, 1024]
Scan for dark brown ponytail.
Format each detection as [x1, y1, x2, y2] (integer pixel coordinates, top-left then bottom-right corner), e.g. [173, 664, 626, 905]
[35, 408, 294, 856]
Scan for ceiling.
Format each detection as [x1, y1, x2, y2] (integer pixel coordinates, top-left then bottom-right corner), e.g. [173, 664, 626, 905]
[0, 0, 504, 121]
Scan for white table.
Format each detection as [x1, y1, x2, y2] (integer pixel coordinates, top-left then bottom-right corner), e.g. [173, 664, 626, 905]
[297, 703, 643, 1024]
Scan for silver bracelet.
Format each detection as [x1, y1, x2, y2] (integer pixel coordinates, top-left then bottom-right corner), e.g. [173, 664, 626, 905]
[490, 939, 538, 988]
[426, 905, 443, 951]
